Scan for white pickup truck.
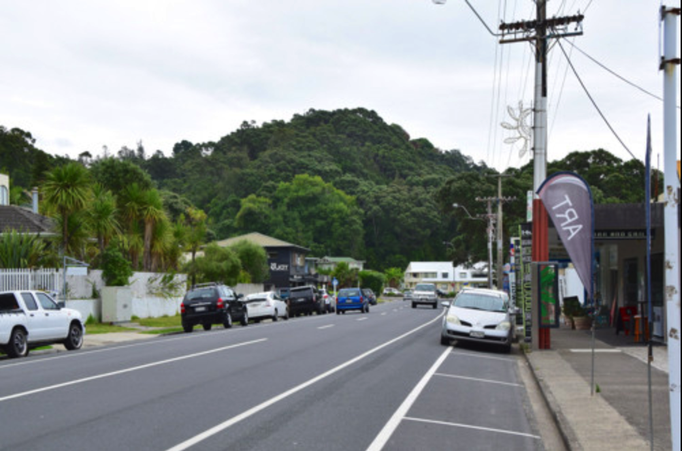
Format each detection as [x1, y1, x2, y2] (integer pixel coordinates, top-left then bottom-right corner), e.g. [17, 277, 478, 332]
[0, 290, 85, 358]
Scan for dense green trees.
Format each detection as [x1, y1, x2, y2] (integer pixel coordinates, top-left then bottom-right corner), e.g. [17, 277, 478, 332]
[2, 108, 656, 276]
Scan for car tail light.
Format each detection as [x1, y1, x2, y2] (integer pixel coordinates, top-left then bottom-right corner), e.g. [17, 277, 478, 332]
[265, 301, 271, 307]
[180, 302, 185, 314]
[217, 298, 224, 309]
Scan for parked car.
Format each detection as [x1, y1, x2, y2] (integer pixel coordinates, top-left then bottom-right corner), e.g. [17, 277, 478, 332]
[402, 289, 414, 303]
[1, 290, 85, 358]
[361, 288, 377, 305]
[412, 283, 438, 309]
[288, 285, 323, 316]
[336, 287, 369, 314]
[382, 287, 402, 296]
[320, 288, 335, 313]
[440, 288, 515, 352]
[244, 291, 289, 322]
[180, 282, 248, 332]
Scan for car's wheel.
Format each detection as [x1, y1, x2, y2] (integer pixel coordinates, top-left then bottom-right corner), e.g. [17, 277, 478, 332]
[203, 323, 212, 331]
[284, 307, 290, 320]
[336, 310, 340, 315]
[7, 328, 29, 358]
[365, 304, 370, 313]
[63, 322, 84, 350]
[241, 311, 249, 326]
[223, 312, 233, 329]
[272, 309, 279, 322]
[432, 303, 437, 309]
[440, 336, 450, 346]
[342, 310, 346, 315]
[182, 320, 194, 333]
[412, 303, 416, 309]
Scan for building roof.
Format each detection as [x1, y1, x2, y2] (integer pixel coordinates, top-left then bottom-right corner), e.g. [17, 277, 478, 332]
[319, 256, 365, 264]
[215, 232, 310, 252]
[406, 261, 454, 273]
[0, 205, 54, 234]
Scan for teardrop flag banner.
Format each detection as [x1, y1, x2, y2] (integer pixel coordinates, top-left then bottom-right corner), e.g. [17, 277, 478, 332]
[537, 172, 595, 303]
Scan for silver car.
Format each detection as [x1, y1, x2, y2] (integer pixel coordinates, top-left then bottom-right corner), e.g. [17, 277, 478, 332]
[440, 288, 516, 352]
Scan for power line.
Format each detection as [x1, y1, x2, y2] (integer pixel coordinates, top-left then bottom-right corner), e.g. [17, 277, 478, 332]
[562, 38, 680, 109]
[556, 39, 637, 160]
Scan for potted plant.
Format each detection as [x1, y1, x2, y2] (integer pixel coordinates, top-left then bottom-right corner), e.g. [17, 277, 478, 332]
[562, 296, 590, 330]
[100, 247, 134, 323]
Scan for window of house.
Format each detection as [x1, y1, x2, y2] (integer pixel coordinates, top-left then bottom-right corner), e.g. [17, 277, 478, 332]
[442, 273, 448, 279]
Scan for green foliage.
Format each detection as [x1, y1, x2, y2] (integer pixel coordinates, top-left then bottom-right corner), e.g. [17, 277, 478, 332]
[332, 262, 358, 288]
[383, 267, 404, 288]
[90, 157, 154, 193]
[359, 270, 385, 294]
[0, 230, 47, 268]
[187, 243, 241, 285]
[562, 297, 587, 318]
[101, 247, 133, 286]
[228, 240, 269, 283]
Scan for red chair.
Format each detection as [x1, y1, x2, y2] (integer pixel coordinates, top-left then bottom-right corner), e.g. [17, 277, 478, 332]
[619, 306, 638, 336]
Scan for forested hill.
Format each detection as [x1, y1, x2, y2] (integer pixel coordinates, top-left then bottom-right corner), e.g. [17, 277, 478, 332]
[134, 107, 486, 269]
[2, 108, 650, 272]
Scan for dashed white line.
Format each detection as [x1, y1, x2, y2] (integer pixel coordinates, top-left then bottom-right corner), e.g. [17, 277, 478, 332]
[403, 417, 541, 440]
[166, 314, 444, 451]
[0, 338, 267, 403]
[449, 351, 516, 362]
[357, 317, 368, 322]
[318, 324, 335, 330]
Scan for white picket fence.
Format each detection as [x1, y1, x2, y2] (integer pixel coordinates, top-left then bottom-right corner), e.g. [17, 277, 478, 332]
[0, 268, 61, 292]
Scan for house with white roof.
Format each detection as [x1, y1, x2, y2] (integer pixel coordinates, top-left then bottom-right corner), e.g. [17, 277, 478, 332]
[404, 261, 488, 293]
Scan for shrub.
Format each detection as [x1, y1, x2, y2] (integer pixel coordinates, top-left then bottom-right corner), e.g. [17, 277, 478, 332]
[101, 247, 133, 286]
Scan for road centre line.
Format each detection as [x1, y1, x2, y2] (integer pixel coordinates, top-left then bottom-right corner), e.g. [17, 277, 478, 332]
[0, 338, 267, 403]
[403, 417, 541, 440]
[434, 373, 522, 387]
[165, 313, 445, 451]
[317, 324, 335, 330]
[357, 317, 368, 321]
[366, 346, 452, 451]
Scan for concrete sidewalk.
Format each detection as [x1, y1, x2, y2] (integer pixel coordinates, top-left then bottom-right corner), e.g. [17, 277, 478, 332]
[525, 325, 671, 451]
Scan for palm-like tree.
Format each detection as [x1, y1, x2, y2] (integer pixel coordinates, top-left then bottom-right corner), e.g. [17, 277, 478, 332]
[41, 162, 92, 255]
[89, 184, 120, 258]
[140, 189, 167, 271]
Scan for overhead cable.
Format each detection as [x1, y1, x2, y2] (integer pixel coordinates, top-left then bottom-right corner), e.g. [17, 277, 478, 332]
[557, 39, 637, 161]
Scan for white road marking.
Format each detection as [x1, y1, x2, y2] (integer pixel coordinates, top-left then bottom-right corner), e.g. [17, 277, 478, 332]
[0, 339, 267, 403]
[449, 351, 516, 362]
[381, 312, 387, 316]
[317, 324, 335, 330]
[166, 313, 444, 451]
[434, 373, 522, 387]
[569, 348, 622, 353]
[403, 417, 541, 440]
[366, 347, 452, 451]
[357, 317, 368, 321]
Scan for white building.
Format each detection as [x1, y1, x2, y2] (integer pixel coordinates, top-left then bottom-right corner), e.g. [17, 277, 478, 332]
[404, 261, 488, 293]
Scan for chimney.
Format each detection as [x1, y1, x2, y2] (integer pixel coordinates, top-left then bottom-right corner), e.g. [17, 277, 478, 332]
[32, 187, 39, 214]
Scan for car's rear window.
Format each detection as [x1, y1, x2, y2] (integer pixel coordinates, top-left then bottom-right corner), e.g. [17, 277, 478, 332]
[454, 293, 506, 312]
[339, 288, 361, 297]
[186, 288, 216, 301]
[246, 297, 266, 303]
[414, 284, 436, 292]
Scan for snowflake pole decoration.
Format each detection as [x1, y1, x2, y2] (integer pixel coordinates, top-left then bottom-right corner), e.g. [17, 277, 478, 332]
[501, 101, 532, 159]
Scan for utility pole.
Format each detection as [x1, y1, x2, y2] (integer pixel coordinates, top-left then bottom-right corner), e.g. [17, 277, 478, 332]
[475, 196, 497, 289]
[486, 174, 516, 290]
[499, 1, 584, 350]
[661, 6, 680, 451]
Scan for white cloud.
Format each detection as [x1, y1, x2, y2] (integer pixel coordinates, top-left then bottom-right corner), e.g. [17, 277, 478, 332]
[1, 0, 679, 171]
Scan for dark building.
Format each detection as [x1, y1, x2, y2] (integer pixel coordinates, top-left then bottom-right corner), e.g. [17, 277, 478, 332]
[214, 232, 320, 289]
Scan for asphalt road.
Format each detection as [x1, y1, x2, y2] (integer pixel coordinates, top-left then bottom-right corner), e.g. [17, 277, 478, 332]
[0, 301, 546, 451]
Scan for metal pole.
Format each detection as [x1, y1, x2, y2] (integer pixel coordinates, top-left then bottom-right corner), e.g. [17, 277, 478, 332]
[497, 176, 504, 289]
[487, 200, 494, 289]
[661, 7, 680, 451]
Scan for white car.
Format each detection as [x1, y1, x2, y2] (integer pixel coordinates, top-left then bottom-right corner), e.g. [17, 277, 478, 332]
[244, 292, 289, 322]
[440, 288, 516, 353]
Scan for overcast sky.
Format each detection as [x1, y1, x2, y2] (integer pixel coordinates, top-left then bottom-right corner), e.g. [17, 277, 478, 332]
[1, 1, 680, 172]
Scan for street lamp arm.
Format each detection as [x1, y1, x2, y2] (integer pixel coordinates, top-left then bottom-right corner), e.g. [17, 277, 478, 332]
[432, 0, 502, 37]
[452, 203, 484, 221]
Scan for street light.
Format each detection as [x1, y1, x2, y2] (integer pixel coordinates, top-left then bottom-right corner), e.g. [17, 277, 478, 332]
[452, 203, 481, 221]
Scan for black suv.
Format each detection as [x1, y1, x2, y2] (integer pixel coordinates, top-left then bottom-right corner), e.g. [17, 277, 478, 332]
[361, 288, 377, 305]
[180, 283, 248, 332]
[288, 285, 323, 316]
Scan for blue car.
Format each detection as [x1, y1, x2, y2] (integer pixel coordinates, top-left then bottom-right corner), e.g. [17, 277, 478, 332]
[335, 288, 369, 314]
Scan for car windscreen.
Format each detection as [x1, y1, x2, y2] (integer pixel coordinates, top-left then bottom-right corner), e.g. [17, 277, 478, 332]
[245, 297, 267, 303]
[339, 288, 361, 297]
[453, 293, 506, 312]
[186, 288, 216, 301]
[414, 284, 435, 292]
